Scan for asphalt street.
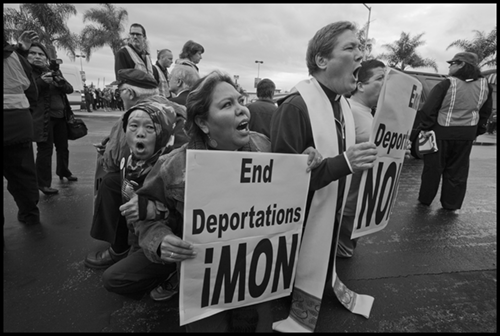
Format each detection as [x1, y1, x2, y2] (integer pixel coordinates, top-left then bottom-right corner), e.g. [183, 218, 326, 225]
[3, 112, 497, 332]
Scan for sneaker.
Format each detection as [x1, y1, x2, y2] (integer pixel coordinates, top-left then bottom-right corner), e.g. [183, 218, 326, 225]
[150, 271, 179, 301]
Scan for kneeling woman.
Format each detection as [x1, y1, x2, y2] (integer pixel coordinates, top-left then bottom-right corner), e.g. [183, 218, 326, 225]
[131, 70, 321, 332]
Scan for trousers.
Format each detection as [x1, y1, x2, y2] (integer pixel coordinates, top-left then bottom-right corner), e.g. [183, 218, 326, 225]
[90, 171, 129, 247]
[419, 139, 473, 210]
[36, 117, 72, 187]
[102, 247, 175, 299]
[3, 142, 40, 223]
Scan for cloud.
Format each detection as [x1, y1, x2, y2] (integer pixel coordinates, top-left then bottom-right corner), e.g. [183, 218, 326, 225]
[5, 3, 495, 91]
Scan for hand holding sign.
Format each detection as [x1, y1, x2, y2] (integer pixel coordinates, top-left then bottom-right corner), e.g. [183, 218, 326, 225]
[345, 142, 378, 173]
[160, 233, 197, 263]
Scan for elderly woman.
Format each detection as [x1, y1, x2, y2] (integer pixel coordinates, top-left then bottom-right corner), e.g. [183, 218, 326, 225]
[175, 40, 204, 72]
[128, 70, 322, 332]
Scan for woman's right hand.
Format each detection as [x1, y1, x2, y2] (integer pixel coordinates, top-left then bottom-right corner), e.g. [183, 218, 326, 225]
[41, 72, 54, 84]
[160, 233, 197, 263]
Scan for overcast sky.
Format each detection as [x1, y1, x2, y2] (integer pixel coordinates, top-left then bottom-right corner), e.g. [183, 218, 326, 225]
[5, 3, 497, 92]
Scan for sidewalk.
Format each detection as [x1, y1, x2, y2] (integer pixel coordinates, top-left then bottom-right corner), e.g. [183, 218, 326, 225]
[74, 108, 125, 118]
[473, 132, 497, 146]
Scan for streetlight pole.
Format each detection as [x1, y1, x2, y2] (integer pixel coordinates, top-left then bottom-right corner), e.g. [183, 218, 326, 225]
[255, 60, 263, 79]
[363, 3, 372, 61]
[75, 54, 85, 72]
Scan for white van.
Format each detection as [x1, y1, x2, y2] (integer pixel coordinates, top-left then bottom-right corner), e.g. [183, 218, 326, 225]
[59, 63, 85, 111]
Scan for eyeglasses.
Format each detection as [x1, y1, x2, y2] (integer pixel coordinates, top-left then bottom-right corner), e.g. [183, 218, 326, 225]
[449, 61, 461, 66]
[129, 32, 143, 37]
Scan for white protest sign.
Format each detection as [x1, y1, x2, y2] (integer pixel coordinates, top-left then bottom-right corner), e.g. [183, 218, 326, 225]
[352, 67, 422, 239]
[180, 150, 310, 325]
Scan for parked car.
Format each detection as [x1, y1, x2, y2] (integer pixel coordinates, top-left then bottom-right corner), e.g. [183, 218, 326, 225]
[59, 63, 85, 111]
[482, 69, 497, 134]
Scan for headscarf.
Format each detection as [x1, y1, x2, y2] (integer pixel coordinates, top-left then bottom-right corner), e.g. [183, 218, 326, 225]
[121, 100, 177, 185]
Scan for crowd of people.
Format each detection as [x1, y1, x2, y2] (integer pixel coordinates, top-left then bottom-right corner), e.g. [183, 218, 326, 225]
[3, 19, 493, 333]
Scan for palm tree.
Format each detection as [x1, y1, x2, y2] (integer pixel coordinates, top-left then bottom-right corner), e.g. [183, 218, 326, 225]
[357, 23, 376, 60]
[79, 3, 128, 62]
[3, 3, 78, 59]
[447, 27, 497, 68]
[377, 32, 438, 72]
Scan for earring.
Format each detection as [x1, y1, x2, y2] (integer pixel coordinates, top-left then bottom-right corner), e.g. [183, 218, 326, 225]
[207, 134, 218, 148]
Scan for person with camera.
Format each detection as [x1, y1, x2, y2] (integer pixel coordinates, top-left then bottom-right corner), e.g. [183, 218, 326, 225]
[27, 42, 78, 195]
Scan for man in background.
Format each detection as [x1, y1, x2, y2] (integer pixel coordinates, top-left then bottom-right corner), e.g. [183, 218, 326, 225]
[114, 23, 157, 83]
[339, 59, 386, 258]
[247, 78, 277, 138]
[153, 48, 173, 98]
[168, 64, 200, 106]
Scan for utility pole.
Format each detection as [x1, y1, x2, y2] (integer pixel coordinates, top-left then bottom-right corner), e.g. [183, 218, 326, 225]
[255, 60, 263, 88]
[363, 3, 372, 61]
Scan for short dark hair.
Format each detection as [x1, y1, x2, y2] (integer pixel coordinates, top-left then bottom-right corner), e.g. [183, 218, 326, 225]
[185, 70, 236, 139]
[256, 78, 276, 99]
[351, 59, 386, 95]
[453, 62, 482, 81]
[179, 40, 204, 60]
[306, 21, 357, 76]
[130, 23, 146, 38]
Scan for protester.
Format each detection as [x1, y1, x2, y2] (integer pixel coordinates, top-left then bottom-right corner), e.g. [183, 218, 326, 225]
[123, 70, 322, 331]
[84, 69, 189, 300]
[247, 78, 277, 138]
[3, 30, 40, 226]
[339, 59, 386, 258]
[270, 21, 378, 332]
[168, 64, 200, 106]
[175, 40, 204, 72]
[153, 48, 174, 98]
[100, 99, 179, 300]
[418, 52, 493, 211]
[114, 23, 159, 84]
[91, 88, 98, 111]
[27, 42, 78, 195]
[84, 85, 93, 112]
[115, 88, 124, 111]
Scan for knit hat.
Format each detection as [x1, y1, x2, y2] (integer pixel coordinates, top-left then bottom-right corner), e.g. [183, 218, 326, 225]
[447, 52, 479, 66]
[29, 42, 50, 59]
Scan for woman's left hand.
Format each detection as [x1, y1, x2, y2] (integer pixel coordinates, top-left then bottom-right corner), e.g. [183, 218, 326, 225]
[302, 146, 323, 172]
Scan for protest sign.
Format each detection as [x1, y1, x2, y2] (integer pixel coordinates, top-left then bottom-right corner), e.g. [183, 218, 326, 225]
[180, 150, 310, 325]
[352, 67, 422, 239]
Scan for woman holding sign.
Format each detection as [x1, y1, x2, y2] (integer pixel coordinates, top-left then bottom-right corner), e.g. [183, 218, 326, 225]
[127, 70, 322, 332]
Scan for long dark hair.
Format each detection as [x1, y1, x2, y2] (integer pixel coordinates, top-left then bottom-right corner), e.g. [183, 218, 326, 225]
[453, 62, 482, 81]
[185, 70, 236, 139]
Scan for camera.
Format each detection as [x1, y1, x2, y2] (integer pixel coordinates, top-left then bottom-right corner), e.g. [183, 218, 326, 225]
[49, 58, 63, 72]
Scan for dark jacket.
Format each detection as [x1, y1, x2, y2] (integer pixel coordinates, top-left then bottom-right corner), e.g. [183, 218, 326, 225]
[30, 65, 74, 142]
[114, 44, 159, 83]
[168, 90, 189, 106]
[247, 98, 277, 138]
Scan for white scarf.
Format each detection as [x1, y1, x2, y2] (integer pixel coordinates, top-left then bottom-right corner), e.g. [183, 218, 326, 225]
[273, 77, 372, 332]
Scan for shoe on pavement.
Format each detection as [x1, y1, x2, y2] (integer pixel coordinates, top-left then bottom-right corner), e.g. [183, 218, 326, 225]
[150, 271, 179, 301]
[84, 247, 130, 269]
[17, 213, 40, 225]
[39, 186, 59, 195]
